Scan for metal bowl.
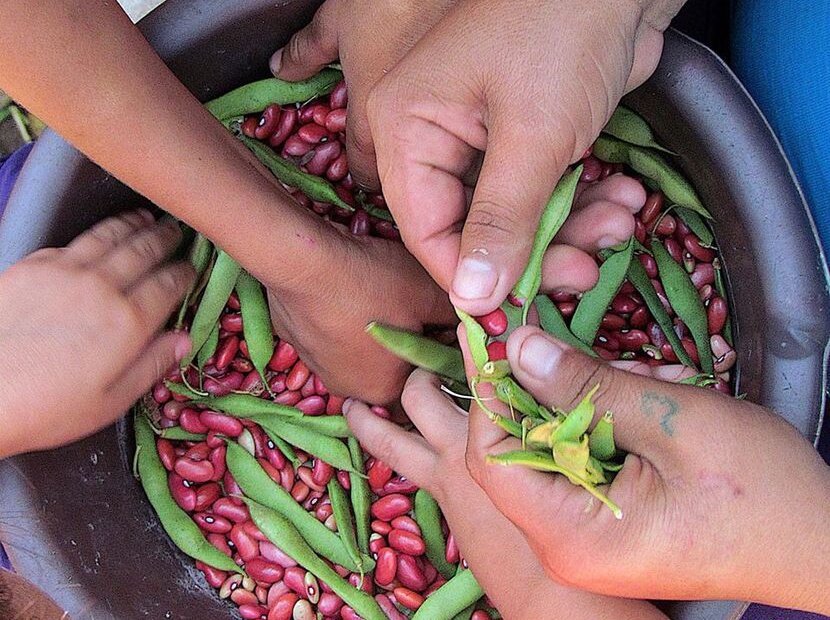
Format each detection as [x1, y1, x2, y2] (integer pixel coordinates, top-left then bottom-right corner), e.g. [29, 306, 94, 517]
[1, 1, 827, 618]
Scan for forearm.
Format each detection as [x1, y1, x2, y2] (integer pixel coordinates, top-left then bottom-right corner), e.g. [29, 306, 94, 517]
[0, 0, 331, 288]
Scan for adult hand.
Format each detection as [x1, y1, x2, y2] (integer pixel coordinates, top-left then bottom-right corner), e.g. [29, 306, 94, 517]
[465, 325, 830, 614]
[366, 0, 682, 314]
[0, 211, 194, 458]
[343, 370, 668, 620]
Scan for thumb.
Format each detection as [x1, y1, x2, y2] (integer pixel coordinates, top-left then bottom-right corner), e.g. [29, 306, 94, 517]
[270, 2, 339, 81]
[450, 120, 571, 316]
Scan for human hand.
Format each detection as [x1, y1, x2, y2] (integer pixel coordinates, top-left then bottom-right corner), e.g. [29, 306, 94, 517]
[343, 370, 668, 620]
[267, 173, 646, 404]
[0, 211, 195, 458]
[464, 325, 830, 614]
[365, 0, 682, 314]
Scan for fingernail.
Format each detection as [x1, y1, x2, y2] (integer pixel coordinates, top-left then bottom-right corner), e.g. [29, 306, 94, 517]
[342, 398, 356, 416]
[270, 49, 283, 75]
[174, 335, 192, 362]
[518, 334, 563, 379]
[452, 256, 498, 301]
[597, 235, 624, 249]
[137, 208, 156, 223]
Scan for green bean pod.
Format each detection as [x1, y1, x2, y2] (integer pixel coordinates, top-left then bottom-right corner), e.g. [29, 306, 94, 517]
[182, 250, 242, 368]
[347, 437, 372, 555]
[588, 410, 617, 461]
[249, 417, 356, 473]
[651, 240, 714, 373]
[134, 414, 244, 574]
[263, 428, 302, 468]
[534, 295, 597, 356]
[186, 392, 303, 419]
[366, 322, 465, 383]
[175, 233, 215, 329]
[602, 106, 676, 154]
[551, 384, 599, 444]
[456, 309, 489, 371]
[205, 69, 343, 119]
[248, 412, 352, 438]
[570, 238, 634, 346]
[414, 490, 456, 580]
[494, 377, 550, 420]
[411, 569, 484, 620]
[451, 605, 477, 620]
[327, 477, 365, 574]
[486, 449, 622, 519]
[592, 135, 711, 219]
[235, 270, 275, 382]
[626, 258, 695, 367]
[159, 427, 207, 442]
[224, 441, 373, 572]
[244, 498, 387, 620]
[511, 165, 583, 320]
[674, 207, 715, 247]
[197, 322, 220, 371]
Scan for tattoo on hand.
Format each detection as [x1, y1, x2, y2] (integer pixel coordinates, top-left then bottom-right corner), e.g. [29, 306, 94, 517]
[641, 391, 679, 436]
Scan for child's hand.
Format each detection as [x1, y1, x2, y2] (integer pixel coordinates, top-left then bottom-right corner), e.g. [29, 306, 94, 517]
[343, 370, 667, 620]
[464, 326, 830, 615]
[0, 210, 195, 458]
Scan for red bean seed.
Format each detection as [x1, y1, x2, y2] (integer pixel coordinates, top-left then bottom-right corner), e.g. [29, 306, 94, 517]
[611, 294, 638, 315]
[630, 306, 650, 328]
[640, 191, 664, 227]
[231, 590, 259, 607]
[650, 279, 674, 315]
[200, 411, 244, 437]
[371, 494, 412, 521]
[214, 335, 240, 372]
[445, 532, 459, 564]
[311, 104, 330, 126]
[193, 512, 232, 534]
[303, 572, 320, 604]
[326, 152, 349, 182]
[471, 611, 494, 620]
[286, 361, 310, 392]
[268, 592, 298, 620]
[179, 409, 210, 434]
[220, 313, 243, 333]
[654, 213, 677, 236]
[580, 156, 602, 182]
[153, 382, 171, 404]
[371, 520, 393, 535]
[264, 440, 287, 471]
[396, 554, 428, 591]
[486, 340, 507, 361]
[174, 457, 214, 483]
[282, 135, 313, 158]
[157, 439, 176, 471]
[315, 502, 333, 522]
[268, 108, 298, 148]
[324, 107, 347, 133]
[305, 140, 342, 176]
[388, 529, 426, 556]
[213, 497, 250, 523]
[296, 395, 326, 417]
[662, 237, 683, 264]
[267, 582, 291, 608]
[311, 459, 334, 487]
[279, 466, 294, 492]
[381, 477, 419, 495]
[254, 104, 282, 140]
[329, 81, 348, 109]
[232, 358, 254, 374]
[283, 567, 307, 597]
[634, 218, 647, 243]
[368, 460, 393, 492]
[196, 560, 227, 588]
[394, 587, 425, 611]
[219, 573, 243, 598]
[349, 209, 371, 236]
[690, 262, 715, 289]
[390, 516, 421, 536]
[424, 578, 447, 597]
[194, 482, 221, 512]
[231, 524, 260, 561]
[317, 592, 344, 616]
[274, 390, 302, 406]
[376, 594, 408, 620]
[638, 253, 659, 279]
[707, 297, 728, 334]
[291, 480, 310, 503]
[615, 329, 650, 351]
[595, 331, 620, 351]
[246, 557, 284, 584]
[684, 234, 716, 262]
[369, 533, 386, 555]
[241, 117, 259, 138]
[476, 308, 508, 337]
[601, 313, 626, 330]
[297, 123, 329, 144]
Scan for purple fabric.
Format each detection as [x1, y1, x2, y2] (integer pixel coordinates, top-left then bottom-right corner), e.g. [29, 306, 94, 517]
[0, 142, 34, 222]
[743, 605, 829, 620]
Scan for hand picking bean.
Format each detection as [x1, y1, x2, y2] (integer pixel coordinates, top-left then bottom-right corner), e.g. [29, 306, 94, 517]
[134, 413, 243, 574]
[244, 498, 387, 620]
[534, 295, 596, 356]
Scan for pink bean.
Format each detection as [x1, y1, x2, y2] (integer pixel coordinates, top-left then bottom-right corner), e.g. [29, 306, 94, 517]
[371, 494, 412, 521]
[297, 123, 330, 144]
[329, 81, 348, 109]
[268, 108, 298, 148]
[268, 592, 298, 620]
[324, 107, 347, 133]
[255, 104, 282, 140]
[317, 591, 344, 616]
[299, 375, 316, 399]
[157, 439, 176, 471]
[376, 594, 408, 620]
[208, 532, 233, 557]
[174, 457, 214, 483]
[238, 603, 268, 620]
[311, 459, 334, 487]
[283, 566, 307, 597]
[269, 341, 299, 372]
[153, 382, 171, 404]
[213, 497, 250, 523]
[326, 152, 349, 182]
[296, 395, 326, 417]
[286, 361, 311, 392]
[245, 557, 284, 584]
[260, 541, 298, 568]
[194, 482, 221, 512]
[374, 547, 397, 586]
[395, 554, 428, 591]
[282, 135, 314, 157]
[220, 313, 244, 332]
[230, 523, 260, 561]
[380, 477, 419, 496]
[390, 516, 421, 536]
[305, 140, 342, 176]
[196, 561, 227, 588]
[215, 335, 240, 372]
[388, 529, 426, 556]
[690, 262, 715, 289]
[200, 410, 244, 437]
[193, 512, 232, 534]
[179, 409, 209, 434]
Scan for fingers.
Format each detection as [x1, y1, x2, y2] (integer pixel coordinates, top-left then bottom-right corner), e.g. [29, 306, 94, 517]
[505, 325, 693, 462]
[342, 398, 437, 489]
[450, 122, 569, 315]
[65, 209, 155, 264]
[106, 330, 191, 410]
[400, 369, 468, 451]
[126, 261, 196, 335]
[538, 244, 600, 294]
[555, 201, 635, 252]
[575, 174, 646, 213]
[270, 1, 339, 81]
[99, 218, 183, 288]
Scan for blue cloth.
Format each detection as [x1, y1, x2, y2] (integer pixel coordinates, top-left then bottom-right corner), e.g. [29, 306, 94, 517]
[731, 3, 830, 619]
[0, 142, 33, 222]
[731, 1, 830, 256]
